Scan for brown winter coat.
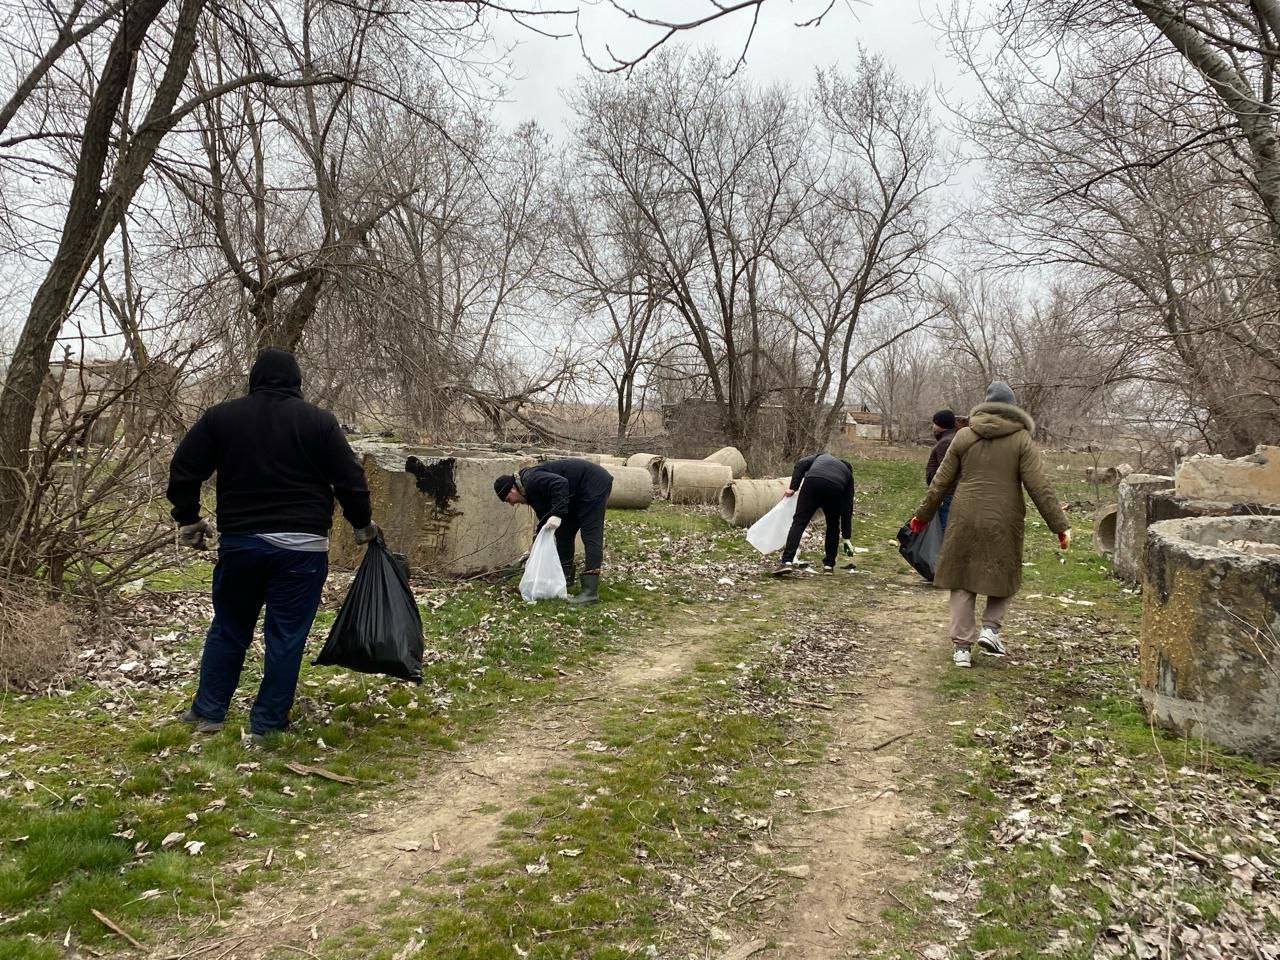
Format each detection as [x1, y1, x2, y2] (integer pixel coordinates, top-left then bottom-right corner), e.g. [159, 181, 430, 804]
[914, 402, 1069, 598]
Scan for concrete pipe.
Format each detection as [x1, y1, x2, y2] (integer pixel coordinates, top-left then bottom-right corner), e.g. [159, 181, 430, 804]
[627, 453, 664, 482]
[662, 460, 734, 505]
[1143, 515, 1280, 760]
[704, 446, 748, 478]
[719, 477, 789, 527]
[658, 458, 702, 499]
[1092, 504, 1118, 555]
[602, 465, 653, 509]
[598, 455, 627, 467]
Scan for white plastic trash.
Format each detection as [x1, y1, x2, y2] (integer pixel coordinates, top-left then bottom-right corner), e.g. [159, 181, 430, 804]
[746, 492, 799, 555]
[520, 525, 569, 602]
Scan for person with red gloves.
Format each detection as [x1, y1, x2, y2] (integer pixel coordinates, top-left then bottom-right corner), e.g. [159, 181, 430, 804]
[907, 381, 1070, 668]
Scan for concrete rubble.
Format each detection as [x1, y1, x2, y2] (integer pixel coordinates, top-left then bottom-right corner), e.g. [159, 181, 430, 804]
[330, 443, 534, 577]
[1175, 444, 1280, 502]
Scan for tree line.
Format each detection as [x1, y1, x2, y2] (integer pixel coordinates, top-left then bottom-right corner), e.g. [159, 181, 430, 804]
[0, 0, 1276, 589]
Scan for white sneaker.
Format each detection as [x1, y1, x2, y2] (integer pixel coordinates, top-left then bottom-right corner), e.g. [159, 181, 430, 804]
[952, 647, 972, 668]
[977, 627, 1007, 657]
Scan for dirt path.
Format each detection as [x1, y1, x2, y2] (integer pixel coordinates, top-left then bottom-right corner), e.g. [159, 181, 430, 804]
[154, 577, 953, 960]
[751, 575, 948, 958]
[156, 619, 727, 959]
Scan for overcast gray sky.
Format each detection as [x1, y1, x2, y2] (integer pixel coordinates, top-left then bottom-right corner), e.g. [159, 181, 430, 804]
[488, 1, 974, 134]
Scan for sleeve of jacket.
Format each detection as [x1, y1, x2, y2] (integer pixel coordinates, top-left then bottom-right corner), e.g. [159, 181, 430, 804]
[841, 475, 854, 539]
[525, 471, 571, 527]
[915, 435, 965, 523]
[322, 417, 372, 529]
[789, 454, 817, 490]
[166, 413, 218, 525]
[1018, 436, 1069, 534]
[925, 442, 942, 486]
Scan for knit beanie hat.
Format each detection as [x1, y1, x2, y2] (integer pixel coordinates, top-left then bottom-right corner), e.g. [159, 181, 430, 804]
[984, 380, 1016, 405]
[493, 475, 516, 501]
[932, 409, 957, 431]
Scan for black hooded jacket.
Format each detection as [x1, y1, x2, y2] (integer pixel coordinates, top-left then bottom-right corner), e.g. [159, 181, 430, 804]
[166, 350, 371, 536]
[517, 458, 613, 528]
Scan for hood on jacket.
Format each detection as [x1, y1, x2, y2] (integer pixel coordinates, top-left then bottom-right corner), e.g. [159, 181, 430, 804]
[249, 349, 303, 396]
[967, 401, 1035, 439]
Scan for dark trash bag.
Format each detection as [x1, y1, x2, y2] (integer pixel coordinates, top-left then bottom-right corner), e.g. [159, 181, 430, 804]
[313, 538, 423, 682]
[897, 515, 944, 582]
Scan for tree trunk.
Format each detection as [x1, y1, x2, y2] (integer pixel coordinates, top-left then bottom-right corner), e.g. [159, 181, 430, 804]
[0, 0, 205, 560]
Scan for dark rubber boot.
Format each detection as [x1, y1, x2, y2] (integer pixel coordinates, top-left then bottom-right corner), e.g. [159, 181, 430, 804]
[561, 561, 576, 592]
[568, 573, 600, 604]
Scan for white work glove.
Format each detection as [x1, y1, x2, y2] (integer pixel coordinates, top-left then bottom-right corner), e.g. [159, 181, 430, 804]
[544, 515, 562, 531]
[178, 519, 213, 550]
[353, 522, 380, 545]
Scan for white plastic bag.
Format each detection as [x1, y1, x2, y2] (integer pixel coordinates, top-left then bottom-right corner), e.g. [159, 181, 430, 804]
[746, 492, 799, 555]
[520, 525, 568, 602]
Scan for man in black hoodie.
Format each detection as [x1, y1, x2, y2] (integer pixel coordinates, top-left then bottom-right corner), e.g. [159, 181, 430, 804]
[493, 457, 613, 604]
[775, 452, 855, 576]
[167, 349, 376, 738]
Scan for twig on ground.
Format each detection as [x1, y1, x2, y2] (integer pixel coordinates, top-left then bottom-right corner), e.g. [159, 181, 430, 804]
[91, 909, 144, 949]
[870, 731, 912, 751]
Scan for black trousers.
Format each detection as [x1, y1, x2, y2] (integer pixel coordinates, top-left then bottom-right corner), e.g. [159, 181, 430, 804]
[781, 476, 843, 567]
[554, 487, 611, 577]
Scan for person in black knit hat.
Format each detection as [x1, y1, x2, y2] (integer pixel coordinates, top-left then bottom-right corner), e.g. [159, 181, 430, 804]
[926, 409, 959, 531]
[493, 458, 614, 604]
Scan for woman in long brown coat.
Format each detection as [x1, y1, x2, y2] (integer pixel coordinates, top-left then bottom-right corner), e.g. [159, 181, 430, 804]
[911, 382, 1071, 668]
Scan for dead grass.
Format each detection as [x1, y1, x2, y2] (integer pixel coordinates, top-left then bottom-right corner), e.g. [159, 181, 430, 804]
[0, 578, 74, 690]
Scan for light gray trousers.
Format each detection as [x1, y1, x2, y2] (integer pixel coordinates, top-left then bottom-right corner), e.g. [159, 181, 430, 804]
[949, 589, 1013, 647]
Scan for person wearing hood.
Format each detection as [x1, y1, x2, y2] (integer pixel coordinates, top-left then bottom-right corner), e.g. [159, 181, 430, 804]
[909, 381, 1071, 668]
[774, 452, 856, 576]
[493, 457, 614, 604]
[166, 349, 376, 738]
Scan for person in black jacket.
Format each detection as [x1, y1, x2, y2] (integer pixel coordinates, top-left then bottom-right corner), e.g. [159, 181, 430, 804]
[493, 457, 614, 604]
[166, 349, 376, 739]
[775, 452, 855, 576]
[926, 409, 958, 531]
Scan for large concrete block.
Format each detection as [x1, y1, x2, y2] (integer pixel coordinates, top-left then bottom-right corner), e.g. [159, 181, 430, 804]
[1142, 516, 1280, 760]
[1113, 474, 1172, 582]
[1175, 445, 1280, 502]
[331, 445, 535, 577]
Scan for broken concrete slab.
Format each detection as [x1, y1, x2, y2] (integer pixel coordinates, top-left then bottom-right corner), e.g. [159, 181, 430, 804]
[1142, 515, 1280, 761]
[1175, 444, 1280, 503]
[1113, 474, 1173, 583]
[331, 444, 535, 577]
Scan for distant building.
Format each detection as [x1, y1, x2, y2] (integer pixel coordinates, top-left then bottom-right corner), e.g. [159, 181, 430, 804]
[842, 407, 885, 441]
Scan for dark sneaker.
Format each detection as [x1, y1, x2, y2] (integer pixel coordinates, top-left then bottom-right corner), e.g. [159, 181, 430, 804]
[977, 627, 1008, 657]
[772, 563, 796, 577]
[179, 708, 224, 734]
[822, 565, 834, 574]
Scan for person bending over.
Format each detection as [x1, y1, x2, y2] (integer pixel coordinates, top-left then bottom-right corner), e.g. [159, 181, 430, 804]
[774, 452, 855, 576]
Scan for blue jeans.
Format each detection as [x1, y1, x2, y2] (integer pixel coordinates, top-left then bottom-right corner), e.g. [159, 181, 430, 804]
[191, 535, 327, 734]
[938, 495, 952, 532]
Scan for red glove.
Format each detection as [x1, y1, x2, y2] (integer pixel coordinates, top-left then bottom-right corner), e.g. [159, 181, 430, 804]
[1058, 530, 1072, 550]
[908, 516, 926, 534]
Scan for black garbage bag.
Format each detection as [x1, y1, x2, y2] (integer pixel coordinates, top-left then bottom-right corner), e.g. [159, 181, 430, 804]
[897, 515, 944, 582]
[313, 537, 423, 682]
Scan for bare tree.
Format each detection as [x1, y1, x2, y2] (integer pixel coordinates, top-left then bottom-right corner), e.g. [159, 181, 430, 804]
[947, 0, 1280, 454]
[775, 55, 947, 454]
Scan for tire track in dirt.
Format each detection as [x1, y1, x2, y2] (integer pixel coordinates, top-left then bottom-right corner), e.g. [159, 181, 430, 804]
[154, 619, 729, 959]
[749, 574, 950, 959]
